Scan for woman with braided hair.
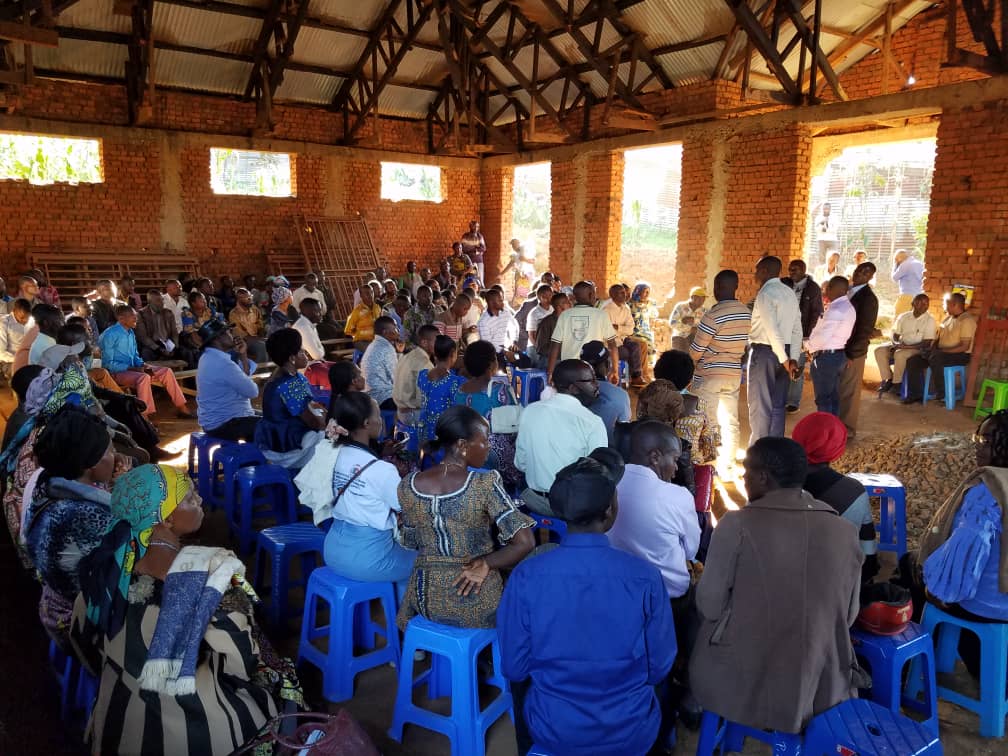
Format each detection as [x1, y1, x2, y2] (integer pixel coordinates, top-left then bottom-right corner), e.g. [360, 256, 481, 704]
[913, 409, 1008, 681]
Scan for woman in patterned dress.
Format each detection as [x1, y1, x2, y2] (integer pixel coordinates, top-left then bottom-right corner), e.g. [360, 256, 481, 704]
[629, 282, 660, 378]
[453, 340, 523, 490]
[254, 329, 327, 469]
[417, 335, 464, 445]
[397, 406, 535, 630]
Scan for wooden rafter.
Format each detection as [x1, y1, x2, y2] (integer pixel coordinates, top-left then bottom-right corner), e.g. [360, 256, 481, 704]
[0, 0, 81, 23]
[124, 0, 155, 125]
[726, 0, 799, 98]
[245, 0, 310, 133]
[333, 0, 435, 143]
[946, 0, 1008, 73]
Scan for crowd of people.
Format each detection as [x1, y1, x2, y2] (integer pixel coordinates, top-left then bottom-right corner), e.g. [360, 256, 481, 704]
[0, 228, 1000, 756]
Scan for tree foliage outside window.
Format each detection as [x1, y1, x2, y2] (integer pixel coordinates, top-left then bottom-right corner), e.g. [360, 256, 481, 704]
[380, 162, 442, 203]
[512, 162, 551, 264]
[210, 148, 293, 197]
[0, 133, 102, 185]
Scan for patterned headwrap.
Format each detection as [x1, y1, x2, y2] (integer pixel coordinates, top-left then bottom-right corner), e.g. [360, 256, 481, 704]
[631, 282, 650, 302]
[272, 286, 293, 306]
[79, 464, 191, 639]
[636, 378, 686, 425]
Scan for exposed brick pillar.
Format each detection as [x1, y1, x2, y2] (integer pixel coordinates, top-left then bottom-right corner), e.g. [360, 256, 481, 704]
[675, 130, 728, 299]
[550, 150, 623, 290]
[479, 164, 514, 282]
[721, 124, 813, 300]
[925, 101, 1008, 319]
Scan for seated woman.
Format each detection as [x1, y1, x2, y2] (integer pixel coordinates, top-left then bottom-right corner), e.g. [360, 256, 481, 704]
[296, 393, 416, 600]
[268, 286, 295, 335]
[397, 405, 535, 630]
[417, 335, 464, 445]
[453, 340, 522, 490]
[329, 359, 366, 402]
[22, 407, 116, 645]
[629, 282, 659, 380]
[916, 409, 1008, 681]
[792, 412, 879, 583]
[73, 464, 302, 755]
[255, 329, 327, 469]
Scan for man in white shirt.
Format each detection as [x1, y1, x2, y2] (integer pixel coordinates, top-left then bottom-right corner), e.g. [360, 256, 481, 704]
[292, 272, 328, 318]
[548, 281, 619, 384]
[874, 293, 937, 395]
[603, 284, 645, 386]
[477, 288, 520, 358]
[890, 250, 926, 317]
[747, 256, 802, 443]
[804, 276, 857, 416]
[610, 420, 700, 603]
[516, 359, 609, 516]
[0, 298, 32, 382]
[844, 249, 868, 279]
[162, 279, 186, 332]
[815, 202, 839, 263]
[526, 285, 554, 345]
[292, 298, 328, 362]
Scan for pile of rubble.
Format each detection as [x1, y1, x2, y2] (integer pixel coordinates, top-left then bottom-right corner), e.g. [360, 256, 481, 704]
[834, 432, 977, 553]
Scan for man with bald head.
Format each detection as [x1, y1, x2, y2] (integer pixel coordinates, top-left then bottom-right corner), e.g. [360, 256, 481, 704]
[890, 249, 925, 317]
[747, 256, 802, 443]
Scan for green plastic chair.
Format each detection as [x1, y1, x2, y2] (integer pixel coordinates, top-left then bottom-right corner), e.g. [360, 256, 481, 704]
[975, 379, 1008, 420]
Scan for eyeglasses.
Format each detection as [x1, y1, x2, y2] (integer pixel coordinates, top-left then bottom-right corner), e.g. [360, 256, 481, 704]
[574, 377, 599, 385]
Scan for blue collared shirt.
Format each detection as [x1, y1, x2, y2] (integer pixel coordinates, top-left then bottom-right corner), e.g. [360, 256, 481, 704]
[498, 532, 676, 756]
[196, 347, 259, 431]
[589, 380, 632, 444]
[360, 335, 398, 406]
[98, 323, 144, 374]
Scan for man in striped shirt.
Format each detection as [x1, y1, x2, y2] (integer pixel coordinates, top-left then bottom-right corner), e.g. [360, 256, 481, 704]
[689, 269, 752, 473]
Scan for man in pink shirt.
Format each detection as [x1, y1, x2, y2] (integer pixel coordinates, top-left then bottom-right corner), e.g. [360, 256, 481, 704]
[803, 276, 856, 416]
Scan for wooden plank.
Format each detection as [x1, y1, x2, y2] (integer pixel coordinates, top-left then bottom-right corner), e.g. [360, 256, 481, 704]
[0, 20, 59, 47]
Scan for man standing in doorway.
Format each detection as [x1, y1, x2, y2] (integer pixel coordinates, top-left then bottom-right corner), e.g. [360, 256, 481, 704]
[690, 270, 752, 473]
[890, 249, 925, 317]
[785, 259, 823, 413]
[815, 202, 839, 265]
[461, 220, 487, 284]
[838, 262, 879, 436]
[747, 256, 802, 444]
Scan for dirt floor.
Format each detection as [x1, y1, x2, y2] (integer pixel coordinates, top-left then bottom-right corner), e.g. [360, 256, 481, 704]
[0, 382, 1003, 755]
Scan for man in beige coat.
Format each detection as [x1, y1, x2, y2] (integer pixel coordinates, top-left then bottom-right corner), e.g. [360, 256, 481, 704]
[689, 437, 863, 733]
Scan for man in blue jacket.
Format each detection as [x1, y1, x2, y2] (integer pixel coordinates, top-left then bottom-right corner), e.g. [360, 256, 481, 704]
[498, 455, 676, 755]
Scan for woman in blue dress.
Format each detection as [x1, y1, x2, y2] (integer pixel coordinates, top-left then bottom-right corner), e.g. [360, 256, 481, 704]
[453, 339, 523, 491]
[417, 335, 464, 445]
[255, 329, 327, 469]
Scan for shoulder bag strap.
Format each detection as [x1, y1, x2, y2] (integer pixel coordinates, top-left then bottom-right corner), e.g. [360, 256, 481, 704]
[333, 457, 380, 506]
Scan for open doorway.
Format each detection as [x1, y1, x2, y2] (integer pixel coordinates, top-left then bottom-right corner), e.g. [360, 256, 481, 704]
[512, 162, 551, 271]
[806, 137, 936, 322]
[620, 144, 682, 302]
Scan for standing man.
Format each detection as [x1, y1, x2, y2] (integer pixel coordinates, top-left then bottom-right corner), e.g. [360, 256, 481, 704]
[292, 272, 328, 318]
[785, 260, 823, 413]
[890, 249, 925, 317]
[500, 239, 537, 307]
[461, 220, 487, 284]
[515, 359, 609, 516]
[838, 262, 879, 436]
[747, 256, 802, 444]
[902, 292, 976, 404]
[548, 281, 619, 385]
[195, 319, 260, 442]
[874, 293, 937, 395]
[99, 305, 193, 418]
[690, 270, 751, 473]
[803, 277, 856, 416]
[360, 316, 401, 411]
[602, 284, 646, 387]
[815, 202, 839, 265]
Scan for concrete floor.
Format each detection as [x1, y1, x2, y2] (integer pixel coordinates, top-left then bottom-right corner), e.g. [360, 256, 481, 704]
[0, 382, 1001, 755]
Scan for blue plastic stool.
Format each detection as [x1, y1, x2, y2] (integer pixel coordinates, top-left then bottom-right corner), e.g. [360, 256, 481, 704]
[525, 510, 567, 543]
[923, 365, 967, 410]
[389, 617, 513, 756]
[852, 623, 939, 735]
[297, 569, 400, 702]
[917, 602, 1008, 737]
[187, 432, 237, 502]
[696, 710, 802, 755]
[849, 473, 907, 557]
[253, 522, 325, 628]
[511, 368, 548, 405]
[49, 639, 78, 722]
[803, 698, 941, 754]
[618, 360, 629, 388]
[231, 465, 298, 553]
[74, 667, 99, 723]
[209, 443, 266, 513]
[527, 747, 551, 756]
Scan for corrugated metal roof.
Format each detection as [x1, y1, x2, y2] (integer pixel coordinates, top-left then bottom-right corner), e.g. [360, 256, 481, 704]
[19, 0, 938, 121]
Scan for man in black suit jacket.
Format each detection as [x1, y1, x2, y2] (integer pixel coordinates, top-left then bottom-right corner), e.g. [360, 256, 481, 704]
[838, 262, 879, 436]
[785, 260, 824, 411]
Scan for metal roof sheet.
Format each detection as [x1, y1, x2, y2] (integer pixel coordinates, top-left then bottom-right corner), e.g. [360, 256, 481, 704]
[274, 68, 341, 104]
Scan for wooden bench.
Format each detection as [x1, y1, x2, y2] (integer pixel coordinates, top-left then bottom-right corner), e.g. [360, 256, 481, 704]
[28, 251, 200, 303]
[267, 250, 310, 278]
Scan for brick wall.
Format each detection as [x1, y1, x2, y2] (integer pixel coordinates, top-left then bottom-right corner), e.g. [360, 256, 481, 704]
[582, 150, 624, 289]
[924, 100, 1008, 318]
[478, 165, 514, 281]
[720, 125, 813, 300]
[676, 131, 717, 296]
[549, 159, 577, 284]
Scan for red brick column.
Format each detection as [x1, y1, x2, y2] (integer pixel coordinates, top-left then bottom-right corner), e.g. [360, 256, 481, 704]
[479, 164, 514, 283]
